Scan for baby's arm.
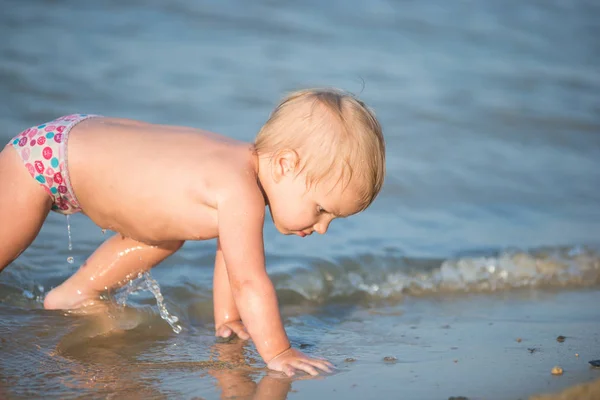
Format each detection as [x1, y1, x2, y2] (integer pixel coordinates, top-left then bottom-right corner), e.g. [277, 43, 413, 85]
[217, 185, 333, 376]
[213, 239, 249, 340]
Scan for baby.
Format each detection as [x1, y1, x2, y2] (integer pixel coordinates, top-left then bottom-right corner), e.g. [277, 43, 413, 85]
[0, 88, 385, 376]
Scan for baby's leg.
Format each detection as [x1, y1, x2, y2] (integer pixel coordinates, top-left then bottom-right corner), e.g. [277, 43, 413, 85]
[0, 145, 52, 272]
[44, 235, 184, 310]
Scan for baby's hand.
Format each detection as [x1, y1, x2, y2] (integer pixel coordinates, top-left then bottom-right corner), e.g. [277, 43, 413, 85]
[267, 348, 334, 377]
[215, 320, 250, 340]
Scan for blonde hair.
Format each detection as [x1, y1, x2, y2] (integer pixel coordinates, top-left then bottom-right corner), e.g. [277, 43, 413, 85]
[254, 88, 386, 211]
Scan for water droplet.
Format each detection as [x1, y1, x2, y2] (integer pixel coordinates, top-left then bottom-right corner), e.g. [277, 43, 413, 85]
[66, 215, 73, 251]
[67, 256, 74, 264]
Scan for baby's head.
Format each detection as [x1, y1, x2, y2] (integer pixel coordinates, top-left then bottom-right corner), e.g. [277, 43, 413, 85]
[255, 88, 385, 236]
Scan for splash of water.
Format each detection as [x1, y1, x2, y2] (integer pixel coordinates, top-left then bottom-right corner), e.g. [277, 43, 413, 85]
[22, 284, 45, 304]
[114, 272, 182, 334]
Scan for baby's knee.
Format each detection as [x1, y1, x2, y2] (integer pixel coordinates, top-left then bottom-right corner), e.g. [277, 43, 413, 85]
[161, 240, 185, 252]
[43, 286, 100, 311]
[43, 289, 65, 310]
[43, 288, 72, 310]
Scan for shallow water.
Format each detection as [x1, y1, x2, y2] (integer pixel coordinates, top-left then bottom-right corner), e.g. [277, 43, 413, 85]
[1, 0, 599, 398]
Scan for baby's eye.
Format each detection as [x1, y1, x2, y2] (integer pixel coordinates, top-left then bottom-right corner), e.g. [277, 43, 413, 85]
[317, 205, 325, 214]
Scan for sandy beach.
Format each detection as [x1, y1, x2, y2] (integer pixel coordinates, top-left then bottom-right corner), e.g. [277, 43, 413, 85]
[3, 286, 599, 399]
[281, 290, 600, 400]
[531, 378, 600, 400]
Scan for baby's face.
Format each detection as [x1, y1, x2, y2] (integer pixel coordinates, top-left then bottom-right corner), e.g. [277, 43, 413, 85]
[268, 170, 363, 237]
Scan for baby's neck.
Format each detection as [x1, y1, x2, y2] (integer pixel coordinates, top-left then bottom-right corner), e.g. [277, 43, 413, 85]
[255, 154, 271, 207]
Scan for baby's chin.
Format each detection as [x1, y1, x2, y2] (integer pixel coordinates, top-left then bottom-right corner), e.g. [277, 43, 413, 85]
[280, 228, 306, 237]
[271, 222, 287, 234]
[272, 222, 294, 235]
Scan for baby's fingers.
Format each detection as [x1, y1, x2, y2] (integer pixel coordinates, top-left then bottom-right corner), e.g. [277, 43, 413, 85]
[309, 359, 334, 373]
[230, 324, 250, 340]
[283, 365, 296, 377]
[215, 326, 232, 338]
[289, 361, 320, 376]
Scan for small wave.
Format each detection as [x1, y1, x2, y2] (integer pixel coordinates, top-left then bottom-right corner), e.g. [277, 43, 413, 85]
[273, 245, 600, 304]
[3, 246, 599, 311]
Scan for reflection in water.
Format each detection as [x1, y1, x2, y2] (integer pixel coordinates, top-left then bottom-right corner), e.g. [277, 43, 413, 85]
[52, 312, 297, 399]
[209, 338, 294, 400]
[52, 309, 170, 398]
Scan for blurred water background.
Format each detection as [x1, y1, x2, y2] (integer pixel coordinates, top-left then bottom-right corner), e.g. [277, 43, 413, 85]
[1, 0, 599, 399]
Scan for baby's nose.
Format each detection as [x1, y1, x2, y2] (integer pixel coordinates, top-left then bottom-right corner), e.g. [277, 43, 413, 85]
[314, 221, 330, 235]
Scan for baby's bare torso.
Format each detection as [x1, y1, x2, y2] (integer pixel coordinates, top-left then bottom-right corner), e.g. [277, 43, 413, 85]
[67, 117, 256, 244]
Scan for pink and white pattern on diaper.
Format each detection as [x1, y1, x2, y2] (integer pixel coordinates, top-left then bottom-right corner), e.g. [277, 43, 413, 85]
[11, 114, 99, 215]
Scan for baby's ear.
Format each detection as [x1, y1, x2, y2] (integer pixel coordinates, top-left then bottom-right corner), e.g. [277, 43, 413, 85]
[273, 149, 299, 181]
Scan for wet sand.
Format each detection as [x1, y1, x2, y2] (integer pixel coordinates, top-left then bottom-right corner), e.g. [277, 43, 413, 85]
[283, 289, 600, 400]
[532, 378, 600, 400]
[1, 288, 599, 399]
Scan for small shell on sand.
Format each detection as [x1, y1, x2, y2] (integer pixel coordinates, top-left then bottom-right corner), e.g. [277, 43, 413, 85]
[551, 366, 564, 375]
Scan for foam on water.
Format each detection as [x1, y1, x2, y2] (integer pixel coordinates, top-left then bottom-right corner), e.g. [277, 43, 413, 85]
[8, 246, 599, 312]
[273, 245, 600, 303]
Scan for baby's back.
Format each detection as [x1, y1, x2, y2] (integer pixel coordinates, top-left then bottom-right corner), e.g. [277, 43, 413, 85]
[67, 117, 254, 244]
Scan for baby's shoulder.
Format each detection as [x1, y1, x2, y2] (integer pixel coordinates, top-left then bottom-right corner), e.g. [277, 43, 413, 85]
[213, 151, 262, 202]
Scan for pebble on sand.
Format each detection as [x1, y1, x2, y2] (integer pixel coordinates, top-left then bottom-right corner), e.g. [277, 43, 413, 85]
[551, 366, 564, 375]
